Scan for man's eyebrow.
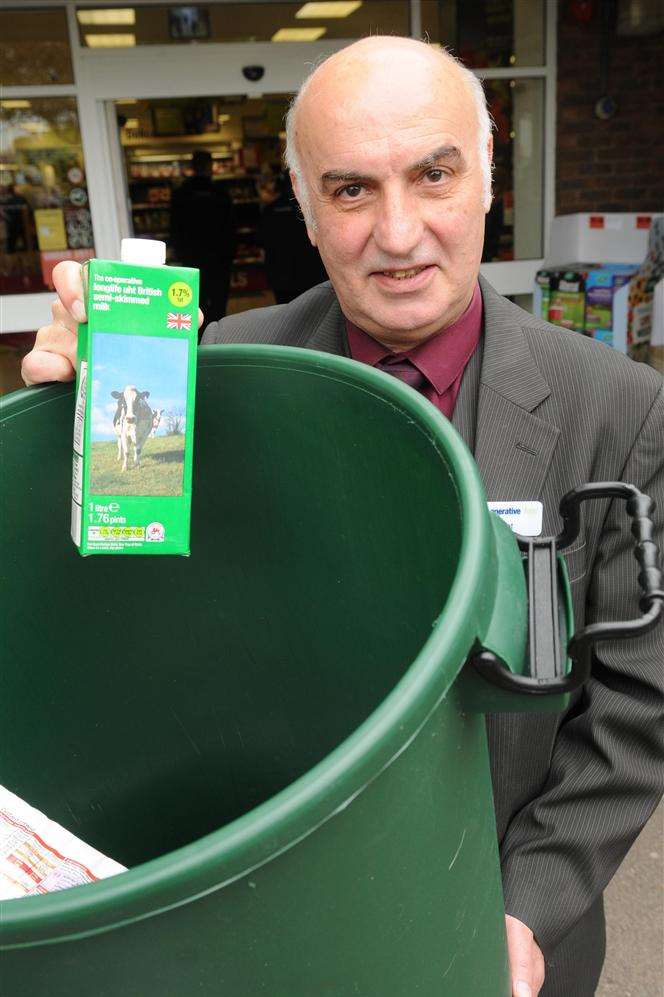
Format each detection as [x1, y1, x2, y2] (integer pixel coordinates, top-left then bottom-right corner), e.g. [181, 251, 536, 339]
[320, 169, 374, 186]
[319, 146, 464, 188]
[409, 145, 463, 172]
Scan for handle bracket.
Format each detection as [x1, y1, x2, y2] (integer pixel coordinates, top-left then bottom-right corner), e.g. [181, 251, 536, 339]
[471, 482, 663, 696]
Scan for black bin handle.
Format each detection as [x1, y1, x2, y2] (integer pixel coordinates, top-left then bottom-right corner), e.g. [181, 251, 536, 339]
[472, 482, 663, 696]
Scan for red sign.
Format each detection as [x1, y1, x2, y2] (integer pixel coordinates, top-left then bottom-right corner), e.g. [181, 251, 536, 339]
[589, 216, 604, 229]
[40, 248, 94, 289]
[636, 216, 652, 229]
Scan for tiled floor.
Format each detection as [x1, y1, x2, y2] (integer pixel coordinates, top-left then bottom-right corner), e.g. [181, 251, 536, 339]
[598, 801, 663, 995]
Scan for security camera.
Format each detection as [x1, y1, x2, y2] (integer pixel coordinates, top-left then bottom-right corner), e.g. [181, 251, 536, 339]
[242, 66, 265, 82]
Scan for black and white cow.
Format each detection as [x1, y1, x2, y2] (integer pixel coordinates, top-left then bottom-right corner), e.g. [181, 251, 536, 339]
[111, 385, 154, 470]
[150, 408, 164, 437]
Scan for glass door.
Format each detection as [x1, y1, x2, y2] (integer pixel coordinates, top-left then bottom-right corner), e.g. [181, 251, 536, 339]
[113, 92, 326, 322]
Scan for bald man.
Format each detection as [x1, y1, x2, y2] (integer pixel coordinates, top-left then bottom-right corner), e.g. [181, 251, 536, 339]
[22, 37, 664, 997]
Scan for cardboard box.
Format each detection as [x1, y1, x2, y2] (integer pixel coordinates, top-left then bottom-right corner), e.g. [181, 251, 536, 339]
[547, 269, 588, 332]
[71, 240, 199, 555]
[584, 265, 638, 347]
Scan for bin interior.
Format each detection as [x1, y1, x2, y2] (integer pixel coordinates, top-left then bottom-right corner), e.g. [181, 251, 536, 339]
[1, 358, 464, 867]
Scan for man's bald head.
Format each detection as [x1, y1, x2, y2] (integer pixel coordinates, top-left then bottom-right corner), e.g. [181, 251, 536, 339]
[283, 35, 494, 350]
[285, 36, 493, 227]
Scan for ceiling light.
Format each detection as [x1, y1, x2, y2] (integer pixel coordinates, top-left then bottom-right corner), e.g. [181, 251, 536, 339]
[85, 33, 136, 47]
[296, 2, 361, 17]
[77, 8, 135, 26]
[272, 27, 327, 41]
[217, 114, 230, 124]
[1, 100, 31, 109]
[116, 98, 138, 105]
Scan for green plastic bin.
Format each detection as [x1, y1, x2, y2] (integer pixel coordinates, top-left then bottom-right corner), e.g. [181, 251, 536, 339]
[0, 345, 583, 995]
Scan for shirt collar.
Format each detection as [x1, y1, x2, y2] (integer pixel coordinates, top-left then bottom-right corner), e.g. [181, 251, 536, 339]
[345, 282, 483, 395]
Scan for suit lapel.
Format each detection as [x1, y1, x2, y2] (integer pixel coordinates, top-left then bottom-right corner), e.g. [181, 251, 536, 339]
[302, 278, 560, 503]
[451, 336, 483, 452]
[304, 289, 349, 356]
[474, 277, 560, 501]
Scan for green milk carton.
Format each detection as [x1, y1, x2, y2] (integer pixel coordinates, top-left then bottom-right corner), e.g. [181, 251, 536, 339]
[71, 239, 199, 556]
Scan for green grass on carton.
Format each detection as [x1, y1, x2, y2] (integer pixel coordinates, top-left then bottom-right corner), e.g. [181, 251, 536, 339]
[89, 436, 185, 497]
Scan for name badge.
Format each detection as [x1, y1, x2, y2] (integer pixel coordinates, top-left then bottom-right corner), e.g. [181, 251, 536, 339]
[488, 501, 543, 537]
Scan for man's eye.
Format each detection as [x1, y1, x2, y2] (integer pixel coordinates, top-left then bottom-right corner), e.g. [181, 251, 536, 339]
[338, 183, 364, 199]
[424, 169, 447, 183]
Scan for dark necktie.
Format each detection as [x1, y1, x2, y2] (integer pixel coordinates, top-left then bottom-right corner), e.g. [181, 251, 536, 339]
[375, 355, 427, 393]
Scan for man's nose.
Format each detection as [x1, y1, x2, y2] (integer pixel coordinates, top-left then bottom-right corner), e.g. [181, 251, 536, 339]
[372, 188, 423, 258]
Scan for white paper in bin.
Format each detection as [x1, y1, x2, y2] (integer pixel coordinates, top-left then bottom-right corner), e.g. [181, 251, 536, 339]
[0, 784, 126, 900]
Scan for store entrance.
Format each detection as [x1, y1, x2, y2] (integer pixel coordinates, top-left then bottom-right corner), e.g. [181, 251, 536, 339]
[115, 94, 326, 325]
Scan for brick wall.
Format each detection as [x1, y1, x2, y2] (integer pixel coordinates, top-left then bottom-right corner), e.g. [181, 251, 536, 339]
[556, 4, 664, 214]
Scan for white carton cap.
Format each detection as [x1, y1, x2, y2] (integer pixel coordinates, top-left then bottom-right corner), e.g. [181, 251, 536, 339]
[120, 238, 166, 266]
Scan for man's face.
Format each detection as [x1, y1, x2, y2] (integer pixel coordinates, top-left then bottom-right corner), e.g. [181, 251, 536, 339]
[293, 46, 490, 350]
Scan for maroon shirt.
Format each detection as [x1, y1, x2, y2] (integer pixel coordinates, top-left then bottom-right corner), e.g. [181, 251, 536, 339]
[345, 282, 483, 420]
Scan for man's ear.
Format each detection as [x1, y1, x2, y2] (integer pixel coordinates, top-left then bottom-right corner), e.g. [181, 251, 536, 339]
[290, 171, 317, 247]
[486, 134, 494, 212]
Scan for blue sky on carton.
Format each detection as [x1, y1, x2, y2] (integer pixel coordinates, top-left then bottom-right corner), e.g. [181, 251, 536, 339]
[90, 333, 189, 441]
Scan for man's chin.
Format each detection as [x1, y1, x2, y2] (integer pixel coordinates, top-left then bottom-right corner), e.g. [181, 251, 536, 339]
[362, 297, 448, 340]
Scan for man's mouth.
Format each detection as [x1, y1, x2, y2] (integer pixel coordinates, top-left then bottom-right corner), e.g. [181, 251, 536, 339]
[376, 265, 429, 280]
[370, 264, 437, 290]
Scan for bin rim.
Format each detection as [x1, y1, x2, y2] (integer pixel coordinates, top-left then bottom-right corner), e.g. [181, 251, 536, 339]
[0, 345, 493, 948]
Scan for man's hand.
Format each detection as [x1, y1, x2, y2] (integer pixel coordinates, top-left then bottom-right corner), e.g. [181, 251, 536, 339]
[505, 914, 545, 997]
[21, 260, 205, 387]
[22, 261, 84, 385]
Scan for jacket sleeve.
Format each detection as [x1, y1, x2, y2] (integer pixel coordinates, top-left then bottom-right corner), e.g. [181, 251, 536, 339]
[499, 382, 664, 957]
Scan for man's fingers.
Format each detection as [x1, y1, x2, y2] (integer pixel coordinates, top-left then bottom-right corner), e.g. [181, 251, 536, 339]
[505, 915, 537, 997]
[533, 943, 545, 994]
[514, 982, 532, 997]
[22, 349, 76, 385]
[23, 299, 80, 385]
[52, 259, 87, 324]
[35, 306, 78, 368]
[50, 297, 78, 336]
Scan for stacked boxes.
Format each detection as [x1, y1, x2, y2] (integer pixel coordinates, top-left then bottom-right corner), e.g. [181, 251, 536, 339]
[585, 266, 638, 346]
[534, 263, 638, 350]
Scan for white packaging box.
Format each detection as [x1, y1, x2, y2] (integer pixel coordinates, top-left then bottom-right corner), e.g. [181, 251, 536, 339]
[546, 213, 656, 267]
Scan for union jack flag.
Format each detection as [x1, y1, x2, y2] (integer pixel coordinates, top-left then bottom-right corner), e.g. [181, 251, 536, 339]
[167, 312, 192, 330]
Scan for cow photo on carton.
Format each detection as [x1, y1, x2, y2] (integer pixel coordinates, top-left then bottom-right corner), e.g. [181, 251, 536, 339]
[20, 35, 664, 997]
[112, 385, 156, 471]
[89, 332, 187, 498]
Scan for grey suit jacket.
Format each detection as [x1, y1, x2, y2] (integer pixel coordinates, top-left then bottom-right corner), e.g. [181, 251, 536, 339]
[203, 278, 664, 994]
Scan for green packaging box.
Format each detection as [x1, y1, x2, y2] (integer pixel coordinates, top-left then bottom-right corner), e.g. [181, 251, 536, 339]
[547, 269, 588, 333]
[71, 239, 199, 556]
[535, 269, 557, 320]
